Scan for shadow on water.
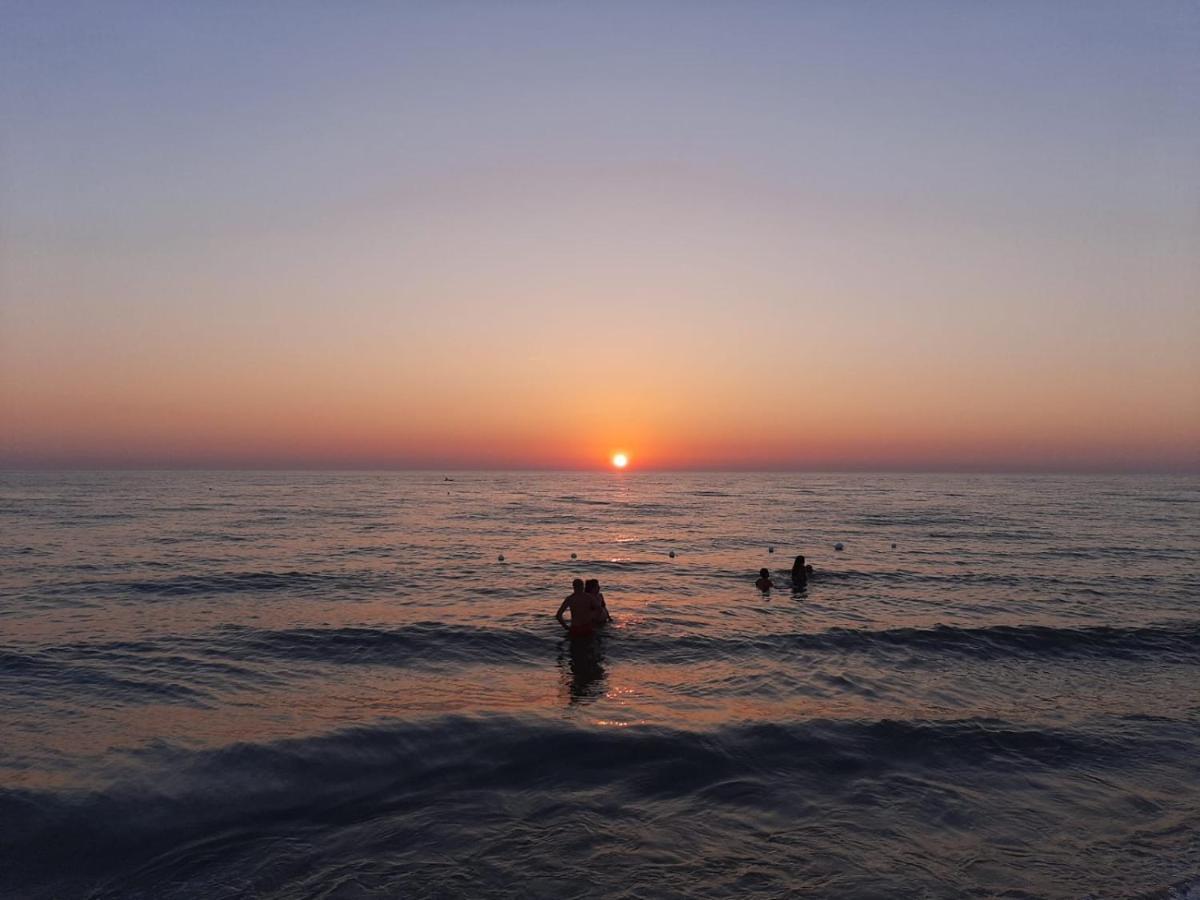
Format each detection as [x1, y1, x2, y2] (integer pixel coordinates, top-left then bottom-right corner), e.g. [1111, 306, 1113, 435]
[557, 633, 608, 704]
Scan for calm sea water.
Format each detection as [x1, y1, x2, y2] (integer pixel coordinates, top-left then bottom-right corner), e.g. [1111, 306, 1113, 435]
[1, 471, 1198, 898]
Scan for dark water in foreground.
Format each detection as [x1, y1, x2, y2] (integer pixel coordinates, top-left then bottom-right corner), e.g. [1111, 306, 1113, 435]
[1, 471, 1198, 898]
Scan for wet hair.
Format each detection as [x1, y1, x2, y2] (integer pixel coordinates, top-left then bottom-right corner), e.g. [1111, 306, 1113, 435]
[584, 578, 599, 593]
[572, 578, 584, 591]
[759, 568, 770, 578]
[793, 555, 806, 569]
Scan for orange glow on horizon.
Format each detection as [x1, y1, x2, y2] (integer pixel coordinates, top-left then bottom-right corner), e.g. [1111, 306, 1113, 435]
[1, 5, 1196, 476]
[1, 283, 1197, 472]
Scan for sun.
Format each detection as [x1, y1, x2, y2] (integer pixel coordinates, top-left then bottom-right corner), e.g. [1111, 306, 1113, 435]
[611, 452, 629, 469]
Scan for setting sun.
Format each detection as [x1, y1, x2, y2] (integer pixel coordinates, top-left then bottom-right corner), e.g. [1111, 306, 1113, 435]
[611, 453, 629, 469]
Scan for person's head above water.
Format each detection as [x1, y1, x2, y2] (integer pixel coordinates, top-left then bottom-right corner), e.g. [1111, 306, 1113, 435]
[759, 568, 770, 578]
[791, 555, 809, 586]
[572, 578, 584, 593]
[584, 578, 599, 593]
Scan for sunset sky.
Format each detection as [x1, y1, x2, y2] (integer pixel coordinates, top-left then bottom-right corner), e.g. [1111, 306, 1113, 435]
[2, 2, 1197, 471]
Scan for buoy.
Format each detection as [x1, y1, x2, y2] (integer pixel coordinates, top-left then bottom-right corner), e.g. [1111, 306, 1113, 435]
[834, 542, 844, 551]
[570, 552, 577, 559]
[891, 543, 897, 549]
[668, 550, 676, 558]
[768, 546, 774, 553]
[498, 554, 505, 562]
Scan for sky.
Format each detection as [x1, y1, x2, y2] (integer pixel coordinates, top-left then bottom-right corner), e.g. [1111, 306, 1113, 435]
[1, 1, 1197, 471]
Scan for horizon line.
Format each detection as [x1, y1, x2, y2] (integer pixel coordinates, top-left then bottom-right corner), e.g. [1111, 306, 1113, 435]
[2, 464, 1197, 477]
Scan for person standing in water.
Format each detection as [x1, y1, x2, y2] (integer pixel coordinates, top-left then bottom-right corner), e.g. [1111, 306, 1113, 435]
[755, 568, 775, 591]
[791, 555, 813, 590]
[585, 578, 612, 624]
[556, 578, 600, 639]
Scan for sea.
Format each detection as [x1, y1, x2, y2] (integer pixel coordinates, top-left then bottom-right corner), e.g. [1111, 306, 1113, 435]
[1, 471, 1197, 899]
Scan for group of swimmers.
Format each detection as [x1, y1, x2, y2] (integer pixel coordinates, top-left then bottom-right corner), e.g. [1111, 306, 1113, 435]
[756, 554, 814, 592]
[556, 554, 815, 639]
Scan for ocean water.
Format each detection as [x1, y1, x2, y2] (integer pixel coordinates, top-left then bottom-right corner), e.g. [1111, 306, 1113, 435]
[1, 471, 1198, 899]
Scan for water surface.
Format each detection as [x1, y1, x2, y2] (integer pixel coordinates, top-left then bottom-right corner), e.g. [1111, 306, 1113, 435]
[1, 471, 1197, 897]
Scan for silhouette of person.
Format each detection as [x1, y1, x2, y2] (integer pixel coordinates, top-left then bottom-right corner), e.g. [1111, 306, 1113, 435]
[755, 568, 775, 591]
[556, 578, 600, 639]
[791, 555, 813, 590]
[585, 578, 612, 625]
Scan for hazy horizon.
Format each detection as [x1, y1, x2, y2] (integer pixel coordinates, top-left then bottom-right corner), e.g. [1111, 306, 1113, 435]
[2, 462, 1196, 475]
[3, 2, 1197, 472]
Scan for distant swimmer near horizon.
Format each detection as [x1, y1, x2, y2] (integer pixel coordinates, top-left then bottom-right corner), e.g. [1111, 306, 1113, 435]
[791, 555, 814, 589]
[556, 578, 602, 639]
[755, 568, 775, 591]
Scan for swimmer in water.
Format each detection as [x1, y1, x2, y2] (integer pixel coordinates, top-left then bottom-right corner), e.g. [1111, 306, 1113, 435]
[585, 578, 612, 625]
[791, 555, 814, 589]
[556, 578, 600, 639]
[755, 568, 775, 591]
